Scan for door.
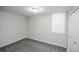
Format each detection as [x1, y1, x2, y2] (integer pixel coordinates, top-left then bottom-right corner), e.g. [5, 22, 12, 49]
[68, 8, 79, 52]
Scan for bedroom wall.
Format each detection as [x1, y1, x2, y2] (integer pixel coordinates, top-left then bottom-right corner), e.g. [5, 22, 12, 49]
[0, 10, 27, 47]
[27, 14, 67, 48]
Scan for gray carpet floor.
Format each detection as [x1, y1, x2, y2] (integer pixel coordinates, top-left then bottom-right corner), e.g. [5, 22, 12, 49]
[0, 38, 67, 52]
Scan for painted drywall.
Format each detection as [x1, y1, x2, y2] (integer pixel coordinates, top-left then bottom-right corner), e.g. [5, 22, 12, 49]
[0, 10, 27, 47]
[27, 14, 67, 48]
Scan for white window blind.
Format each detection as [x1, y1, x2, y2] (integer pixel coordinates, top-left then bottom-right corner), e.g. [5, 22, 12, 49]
[52, 12, 65, 34]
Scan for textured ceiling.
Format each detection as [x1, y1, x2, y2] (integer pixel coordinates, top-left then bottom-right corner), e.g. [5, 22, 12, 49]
[0, 6, 75, 16]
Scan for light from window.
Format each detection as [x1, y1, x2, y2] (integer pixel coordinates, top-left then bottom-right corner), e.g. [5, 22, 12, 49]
[52, 12, 65, 34]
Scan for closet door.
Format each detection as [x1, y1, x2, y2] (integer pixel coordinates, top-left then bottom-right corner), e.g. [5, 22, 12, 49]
[68, 8, 79, 52]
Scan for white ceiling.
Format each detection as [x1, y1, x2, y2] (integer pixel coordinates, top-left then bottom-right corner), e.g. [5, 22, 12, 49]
[1, 6, 75, 16]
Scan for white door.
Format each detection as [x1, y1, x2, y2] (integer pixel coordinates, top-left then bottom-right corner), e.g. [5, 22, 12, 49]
[68, 8, 79, 52]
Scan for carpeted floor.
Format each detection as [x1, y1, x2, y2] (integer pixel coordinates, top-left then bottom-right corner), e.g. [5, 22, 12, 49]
[0, 38, 67, 52]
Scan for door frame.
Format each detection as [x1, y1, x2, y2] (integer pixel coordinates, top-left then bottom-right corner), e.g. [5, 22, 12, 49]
[67, 6, 79, 52]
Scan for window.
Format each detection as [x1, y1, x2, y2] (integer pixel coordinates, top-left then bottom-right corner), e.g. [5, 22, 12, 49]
[52, 12, 65, 34]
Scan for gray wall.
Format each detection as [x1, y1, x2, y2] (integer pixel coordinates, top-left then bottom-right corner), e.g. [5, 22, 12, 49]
[0, 10, 27, 47]
[27, 15, 67, 48]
